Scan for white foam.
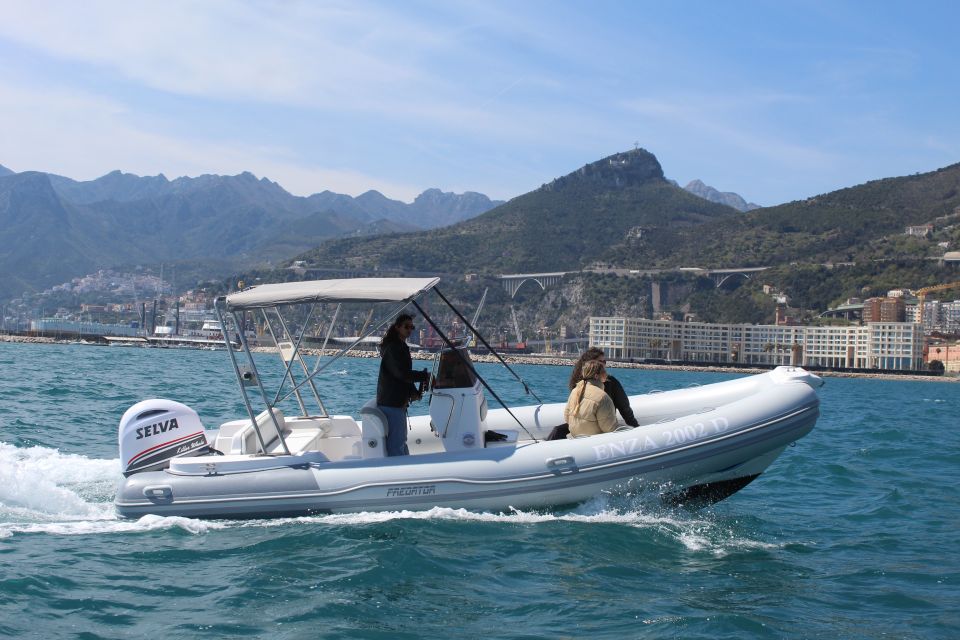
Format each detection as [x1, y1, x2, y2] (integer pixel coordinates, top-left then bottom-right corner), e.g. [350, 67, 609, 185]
[237, 501, 783, 556]
[0, 514, 226, 537]
[0, 441, 118, 521]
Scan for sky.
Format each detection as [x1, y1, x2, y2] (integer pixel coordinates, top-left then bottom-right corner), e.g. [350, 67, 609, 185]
[1, 0, 958, 206]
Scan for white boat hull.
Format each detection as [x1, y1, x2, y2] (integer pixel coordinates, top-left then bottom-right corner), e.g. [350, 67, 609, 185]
[115, 367, 821, 519]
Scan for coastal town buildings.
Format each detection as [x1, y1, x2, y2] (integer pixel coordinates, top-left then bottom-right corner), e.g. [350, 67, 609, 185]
[862, 296, 906, 323]
[822, 289, 960, 335]
[926, 342, 960, 373]
[589, 317, 925, 371]
[913, 299, 960, 333]
[30, 318, 142, 337]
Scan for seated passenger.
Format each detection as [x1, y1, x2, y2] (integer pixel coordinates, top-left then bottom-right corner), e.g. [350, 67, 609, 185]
[569, 348, 638, 427]
[564, 360, 618, 438]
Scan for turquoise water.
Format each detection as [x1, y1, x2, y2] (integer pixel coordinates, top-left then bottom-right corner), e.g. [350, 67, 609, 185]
[1, 341, 958, 638]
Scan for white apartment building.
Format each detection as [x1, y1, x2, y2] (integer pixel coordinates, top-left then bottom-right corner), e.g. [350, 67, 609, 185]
[913, 300, 960, 333]
[590, 317, 925, 371]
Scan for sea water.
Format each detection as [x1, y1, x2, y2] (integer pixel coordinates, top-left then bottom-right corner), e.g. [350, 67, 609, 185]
[0, 341, 958, 639]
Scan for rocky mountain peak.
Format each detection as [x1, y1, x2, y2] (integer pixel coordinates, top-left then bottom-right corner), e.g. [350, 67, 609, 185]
[683, 179, 759, 212]
[542, 148, 665, 193]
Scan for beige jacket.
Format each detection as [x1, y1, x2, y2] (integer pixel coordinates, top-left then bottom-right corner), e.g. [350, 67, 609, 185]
[564, 379, 618, 437]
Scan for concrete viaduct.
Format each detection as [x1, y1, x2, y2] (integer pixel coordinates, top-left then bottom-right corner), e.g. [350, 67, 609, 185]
[498, 266, 770, 297]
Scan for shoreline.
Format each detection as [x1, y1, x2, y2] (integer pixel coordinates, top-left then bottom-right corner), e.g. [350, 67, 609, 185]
[252, 344, 960, 383]
[3, 333, 956, 383]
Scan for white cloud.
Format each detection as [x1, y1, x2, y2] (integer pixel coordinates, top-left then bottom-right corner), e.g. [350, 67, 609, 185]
[0, 80, 422, 199]
[0, 2, 476, 115]
[1, 1, 955, 207]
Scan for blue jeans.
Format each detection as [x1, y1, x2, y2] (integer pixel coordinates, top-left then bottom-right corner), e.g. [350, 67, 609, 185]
[379, 405, 409, 456]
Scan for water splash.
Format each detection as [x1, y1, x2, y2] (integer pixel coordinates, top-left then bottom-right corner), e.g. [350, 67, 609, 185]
[238, 494, 786, 556]
[0, 441, 118, 523]
[1, 514, 226, 538]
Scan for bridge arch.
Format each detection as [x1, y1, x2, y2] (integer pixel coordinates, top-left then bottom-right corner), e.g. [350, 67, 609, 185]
[714, 272, 751, 289]
[508, 277, 547, 298]
[499, 272, 567, 298]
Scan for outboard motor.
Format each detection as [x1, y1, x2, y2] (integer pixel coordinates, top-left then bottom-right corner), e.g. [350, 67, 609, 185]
[119, 399, 208, 476]
[429, 348, 488, 453]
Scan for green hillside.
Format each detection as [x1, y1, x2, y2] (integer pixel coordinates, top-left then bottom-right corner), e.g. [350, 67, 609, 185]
[297, 149, 739, 273]
[603, 162, 960, 268]
[288, 152, 960, 332]
[300, 154, 960, 277]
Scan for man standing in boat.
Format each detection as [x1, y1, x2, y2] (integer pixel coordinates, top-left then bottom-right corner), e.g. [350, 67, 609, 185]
[377, 314, 431, 456]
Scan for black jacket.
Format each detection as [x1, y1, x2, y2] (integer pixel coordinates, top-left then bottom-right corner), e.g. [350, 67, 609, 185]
[604, 375, 639, 427]
[376, 339, 430, 407]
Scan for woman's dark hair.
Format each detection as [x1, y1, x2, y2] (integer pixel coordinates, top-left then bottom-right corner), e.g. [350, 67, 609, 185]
[380, 313, 414, 351]
[568, 347, 605, 390]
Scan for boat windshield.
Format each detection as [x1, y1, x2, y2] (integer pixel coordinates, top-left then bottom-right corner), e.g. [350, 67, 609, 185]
[434, 348, 478, 389]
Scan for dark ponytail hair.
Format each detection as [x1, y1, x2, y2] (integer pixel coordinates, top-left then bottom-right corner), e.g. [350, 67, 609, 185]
[568, 347, 605, 390]
[380, 313, 414, 351]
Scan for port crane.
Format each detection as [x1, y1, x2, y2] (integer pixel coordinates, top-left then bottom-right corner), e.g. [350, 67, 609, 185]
[510, 305, 524, 346]
[916, 281, 960, 325]
[465, 288, 488, 347]
[471, 287, 488, 327]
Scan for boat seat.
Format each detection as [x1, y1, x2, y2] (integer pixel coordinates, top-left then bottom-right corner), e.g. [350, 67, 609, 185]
[255, 408, 289, 453]
[358, 399, 388, 459]
[215, 408, 285, 454]
[273, 429, 319, 454]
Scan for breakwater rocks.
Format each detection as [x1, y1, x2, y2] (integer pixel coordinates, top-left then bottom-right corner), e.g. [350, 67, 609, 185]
[1, 334, 58, 344]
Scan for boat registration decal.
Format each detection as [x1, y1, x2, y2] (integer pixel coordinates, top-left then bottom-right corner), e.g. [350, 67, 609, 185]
[386, 484, 437, 498]
[593, 417, 730, 462]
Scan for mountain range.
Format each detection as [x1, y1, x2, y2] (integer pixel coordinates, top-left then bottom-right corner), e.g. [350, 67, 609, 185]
[288, 149, 960, 331]
[298, 149, 960, 277]
[0, 167, 502, 300]
[297, 149, 740, 274]
[7, 149, 959, 324]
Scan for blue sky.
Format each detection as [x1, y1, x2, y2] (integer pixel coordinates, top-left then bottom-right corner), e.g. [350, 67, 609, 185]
[1, 0, 958, 206]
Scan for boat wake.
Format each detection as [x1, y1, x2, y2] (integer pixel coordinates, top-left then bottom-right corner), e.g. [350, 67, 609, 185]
[268, 496, 783, 556]
[0, 441, 119, 535]
[0, 441, 783, 555]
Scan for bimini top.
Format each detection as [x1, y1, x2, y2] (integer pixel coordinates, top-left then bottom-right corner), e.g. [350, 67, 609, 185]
[224, 277, 440, 310]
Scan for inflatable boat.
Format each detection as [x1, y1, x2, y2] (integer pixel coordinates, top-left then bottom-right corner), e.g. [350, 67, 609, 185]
[114, 277, 822, 519]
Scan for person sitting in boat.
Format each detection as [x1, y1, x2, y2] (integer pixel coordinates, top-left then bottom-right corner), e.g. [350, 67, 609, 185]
[569, 348, 639, 427]
[565, 360, 618, 438]
[377, 313, 431, 456]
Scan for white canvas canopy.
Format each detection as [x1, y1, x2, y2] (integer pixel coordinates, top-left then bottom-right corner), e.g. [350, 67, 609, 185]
[224, 277, 440, 310]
